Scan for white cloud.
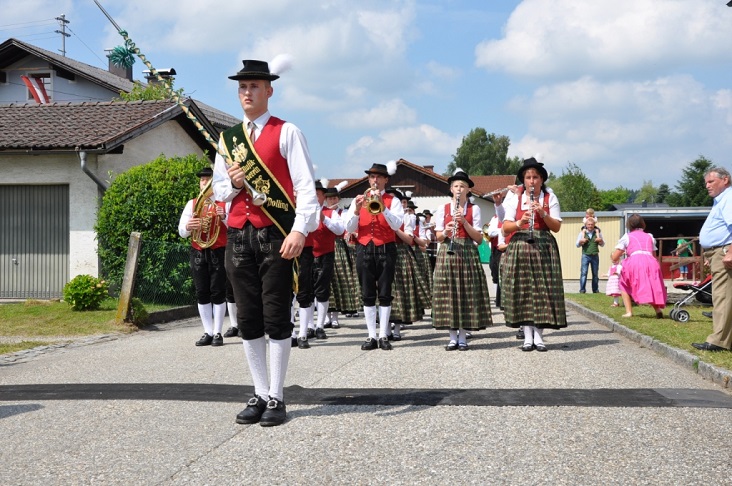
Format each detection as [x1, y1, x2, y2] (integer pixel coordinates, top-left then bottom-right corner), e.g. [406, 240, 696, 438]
[344, 124, 460, 175]
[507, 75, 732, 188]
[330, 99, 417, 129]
[475, 0, 732, 79]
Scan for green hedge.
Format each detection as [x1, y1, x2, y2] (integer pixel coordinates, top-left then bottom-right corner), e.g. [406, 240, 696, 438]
[95, 153, 211, 303]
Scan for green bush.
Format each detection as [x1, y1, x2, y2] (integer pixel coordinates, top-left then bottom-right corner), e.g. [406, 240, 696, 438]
[129, 298, 149, 326]
[95, 153, 211, 303]
[63, 275, 110, 311]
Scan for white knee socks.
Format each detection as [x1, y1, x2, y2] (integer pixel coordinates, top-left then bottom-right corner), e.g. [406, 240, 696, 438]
[212, 303, 226, 335]
[378, 306, 391, 339]
[364, 306, 377, 339]
[316, 300, 328, 329]
[268, 337, 291, 401]
[242, 337, 268, 400]
[227, 302, 238, 329]
[298, 304, 313, 338]
[197, 303, 213, 336]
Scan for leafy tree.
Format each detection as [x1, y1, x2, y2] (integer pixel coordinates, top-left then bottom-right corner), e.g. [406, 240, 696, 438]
[596, 186, 632, 210]
[96, 153, 210, 304]
[666, 156, 714, 207]
[117, 79, 184, 101]
[633, 180, 659, 204]
[656, 183, 670, 204]
[445, 128, 522, 176]
[546, 163, 600, 212]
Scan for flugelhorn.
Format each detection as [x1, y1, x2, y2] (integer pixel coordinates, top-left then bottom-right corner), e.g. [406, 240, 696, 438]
[191, 180, 221, 248]
[364, 183, 384, 215]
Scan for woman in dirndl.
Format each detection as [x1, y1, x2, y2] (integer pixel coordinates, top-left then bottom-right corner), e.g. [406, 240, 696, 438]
[500, 157, 567, 352]
[432, 169, 493, 351]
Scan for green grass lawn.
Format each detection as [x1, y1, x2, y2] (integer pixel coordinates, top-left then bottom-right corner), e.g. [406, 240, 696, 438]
[566, 293, 732, 370]
[0, 298, 174, 355]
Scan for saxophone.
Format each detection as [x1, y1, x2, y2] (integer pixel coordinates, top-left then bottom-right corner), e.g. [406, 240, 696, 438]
[191, 180, 221, 249]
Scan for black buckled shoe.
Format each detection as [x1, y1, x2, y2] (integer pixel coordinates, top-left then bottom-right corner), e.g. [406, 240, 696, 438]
[195, 333, 213, 346]
[315, 328, 328, 340]
[445, 341, 458, 351]
[211, 333, 224, 346]
[378, 337, 392, 350]
[361, 338, 378, 350]
[458, 342, 469, 351]
[521, 343, 535, 352]
[297, 337, 310, 349]
[306, 328, 315, 339]
[516, 328, 525, 340]
[331, 320, 340, 329]
[223, 327, 239, 338]
[259, 398, 287, 427]
[236, 396, 267, 424]
[535, 343, 548, 352]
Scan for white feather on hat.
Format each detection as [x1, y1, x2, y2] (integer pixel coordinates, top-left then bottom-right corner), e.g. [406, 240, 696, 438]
[454, 167, 465, 175]
[386, 160, 398, 176]
[405, 190, 413, 198]
[320, 178, 330, 188]
[534, 153, 544, 162]
[269, 54, 293, 76]
[335, 180, 348, 191]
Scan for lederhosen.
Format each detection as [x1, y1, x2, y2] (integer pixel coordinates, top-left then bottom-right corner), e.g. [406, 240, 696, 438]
[355, 193, 397, 307]
[500, 188, 567, 329]
[303, 206, 337, 305]
[190, 199, 228, 306]
[223, 117, 297, 341]
[432, 202, 492, 330]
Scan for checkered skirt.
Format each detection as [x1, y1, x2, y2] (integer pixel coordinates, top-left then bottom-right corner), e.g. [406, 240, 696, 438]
[500, 230, 567, 329]
[414, 248, 433, 307]
[330, 238, 361, 313]
[431, 238, 493, 330]
[390, 243, 425, 323]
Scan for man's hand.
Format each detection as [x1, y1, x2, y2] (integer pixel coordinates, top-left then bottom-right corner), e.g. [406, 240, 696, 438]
[227, 164, 245, 189]
[280, 231, 306, 260]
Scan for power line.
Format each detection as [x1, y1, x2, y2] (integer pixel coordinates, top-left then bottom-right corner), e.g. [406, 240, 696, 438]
[0, 18, 56, 30]
[67, 26, 107, 65]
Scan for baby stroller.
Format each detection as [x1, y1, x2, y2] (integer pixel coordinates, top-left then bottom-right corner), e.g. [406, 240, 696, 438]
[669, 274, 712, 322]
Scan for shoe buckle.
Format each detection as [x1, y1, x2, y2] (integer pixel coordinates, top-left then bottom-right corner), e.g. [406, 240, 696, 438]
[246, 397, 260, 407]
[266, 399, 280, 409]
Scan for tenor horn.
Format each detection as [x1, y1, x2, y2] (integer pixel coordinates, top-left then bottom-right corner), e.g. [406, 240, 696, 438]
[191, 179, 221, 249]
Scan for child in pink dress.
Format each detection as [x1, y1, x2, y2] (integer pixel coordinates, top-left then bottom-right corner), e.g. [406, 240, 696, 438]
[604, 260, 622, 307]
[610, 214, 667, 318]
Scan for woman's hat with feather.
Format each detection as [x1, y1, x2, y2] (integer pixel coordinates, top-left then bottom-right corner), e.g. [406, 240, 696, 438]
[324, 180, 348, 198]
[364, 160, 398, 177]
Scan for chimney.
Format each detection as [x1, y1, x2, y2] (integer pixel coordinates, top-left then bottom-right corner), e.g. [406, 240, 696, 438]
[424, 165, 434, 172]
[143, 68, 177, 85]
[105, 49, 133, 81]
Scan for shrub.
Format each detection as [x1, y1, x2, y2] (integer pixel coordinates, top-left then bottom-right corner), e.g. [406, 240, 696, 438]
[63, 275, 110, 311]
[95, 153, 211, 303]
[129, 298, 149, 326]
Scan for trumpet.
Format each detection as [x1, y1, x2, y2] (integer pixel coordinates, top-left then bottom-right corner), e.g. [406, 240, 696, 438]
[192, 180, 221, 249]
[479, 184, 523, 200]
[364, 183, 384, 215]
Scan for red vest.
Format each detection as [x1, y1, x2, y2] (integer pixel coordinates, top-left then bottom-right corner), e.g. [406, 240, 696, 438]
[443, 202, 474, 238]
[227, 117, 294, 229]
[357, 193, 396, 246]
[311, 207, 338, 256]
[192, 200, 227, 251]
[515, 188, 550, 231]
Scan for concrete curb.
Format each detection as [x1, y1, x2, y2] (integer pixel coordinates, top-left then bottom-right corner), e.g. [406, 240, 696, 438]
[145, 305, 197, 325]
[566, 300, 732, 389]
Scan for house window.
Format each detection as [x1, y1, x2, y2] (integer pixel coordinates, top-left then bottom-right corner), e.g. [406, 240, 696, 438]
[25, 72, 52, 102]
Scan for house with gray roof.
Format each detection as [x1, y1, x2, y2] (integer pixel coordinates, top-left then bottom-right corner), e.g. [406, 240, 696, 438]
[0, 38, 239, 299]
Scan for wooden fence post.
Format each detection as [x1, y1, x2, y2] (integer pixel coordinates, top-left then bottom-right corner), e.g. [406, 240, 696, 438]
[116, 232, 142, 324]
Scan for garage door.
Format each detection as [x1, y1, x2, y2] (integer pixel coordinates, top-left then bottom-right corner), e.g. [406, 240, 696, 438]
[0, 185, 69, 299]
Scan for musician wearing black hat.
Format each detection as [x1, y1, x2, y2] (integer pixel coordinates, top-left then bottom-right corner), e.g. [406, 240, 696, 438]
[178, 167, 230, 348]
[432, 169, 493, 351]
[500, 157, 567, 352]
[213, 58, 318, 427]
[343, 161, 404, 350]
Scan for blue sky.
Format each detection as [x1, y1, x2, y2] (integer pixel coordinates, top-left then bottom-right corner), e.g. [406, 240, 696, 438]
[2, 0, 732, 190]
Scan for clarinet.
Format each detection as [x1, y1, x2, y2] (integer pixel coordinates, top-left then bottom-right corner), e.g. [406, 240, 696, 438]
[526, 185, 535, 244]
[447, 188, 461, 255]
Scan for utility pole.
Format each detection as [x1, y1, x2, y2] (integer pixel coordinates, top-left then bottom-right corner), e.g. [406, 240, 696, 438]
[55, 15, 70, 57]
